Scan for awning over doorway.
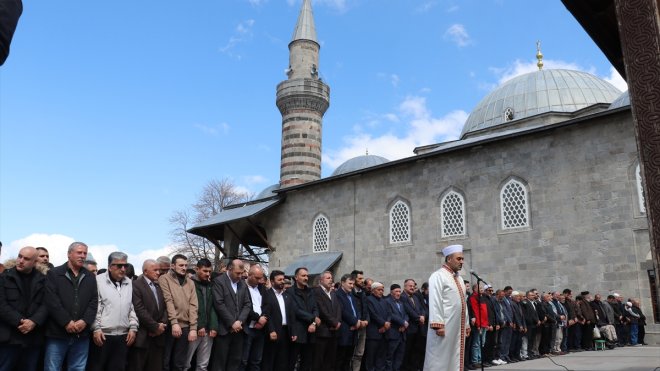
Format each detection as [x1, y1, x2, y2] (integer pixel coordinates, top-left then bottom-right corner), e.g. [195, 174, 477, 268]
[282, 251, 343, 276]
[187, 198, 281, 242]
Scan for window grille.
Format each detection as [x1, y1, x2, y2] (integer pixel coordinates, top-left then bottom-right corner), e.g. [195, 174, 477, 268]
[441, 191, 466, 237]
[312, 215, 329, 252]
[390, 201, 411, 243]
[500, 179, 529, 229]
[637, 164, 646, 214]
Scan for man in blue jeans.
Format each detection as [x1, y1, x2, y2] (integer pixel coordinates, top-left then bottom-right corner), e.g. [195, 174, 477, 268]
[44, 242, 98, 371]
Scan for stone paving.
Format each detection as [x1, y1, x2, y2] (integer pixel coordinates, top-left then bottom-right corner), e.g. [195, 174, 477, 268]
[482, 346, 660, 371]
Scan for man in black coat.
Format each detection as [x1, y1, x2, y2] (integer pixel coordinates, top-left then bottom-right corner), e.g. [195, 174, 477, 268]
[385, 284, 408, 371]
[262, 270, 294, 371]
[401, 279, 424, 371]
[212, 259, 252, 371]
[312, 271, 342, 371]
[287, 267, 320, 371]
[44, 241, 98, 371]
[241, 264, 268, 371]
[335, 274, 360, 371]
[521, 290, 540, 360]
[349, 270, 370, 371]
[0, 246, 48, 371]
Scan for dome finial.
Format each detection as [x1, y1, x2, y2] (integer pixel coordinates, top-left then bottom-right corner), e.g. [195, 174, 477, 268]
[536, 40, 544, 71]
[366, 148, 369, 156]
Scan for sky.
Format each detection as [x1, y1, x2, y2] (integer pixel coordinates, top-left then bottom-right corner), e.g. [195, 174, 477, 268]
[0, 0, 627, 269]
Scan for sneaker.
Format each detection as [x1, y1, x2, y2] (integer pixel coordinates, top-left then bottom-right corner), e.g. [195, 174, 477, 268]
[499, 359, 508, 365]
[491, 359, 503, 365]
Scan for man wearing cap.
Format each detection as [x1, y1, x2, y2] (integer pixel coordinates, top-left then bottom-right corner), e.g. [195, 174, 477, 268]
[424, 245, 469, 371]
[366, 282, 390, 371]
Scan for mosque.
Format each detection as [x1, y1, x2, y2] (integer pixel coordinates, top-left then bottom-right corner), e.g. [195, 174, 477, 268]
[189, 0, 657, 334]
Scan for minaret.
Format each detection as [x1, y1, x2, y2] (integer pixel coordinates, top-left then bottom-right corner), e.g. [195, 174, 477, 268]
[276, 0, 330, 187]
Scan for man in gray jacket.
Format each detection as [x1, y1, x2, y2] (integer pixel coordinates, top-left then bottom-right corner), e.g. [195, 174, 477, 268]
[89, 252, 138, 371]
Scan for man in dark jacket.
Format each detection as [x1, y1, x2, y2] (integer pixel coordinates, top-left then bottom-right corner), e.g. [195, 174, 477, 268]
[366, 282, 390, 371]
[0, 246, 48, 371]
[186, 258, 218, 371]
[385, 284, 408, 371]
[350, 270, 370, 371]
[287, 267, 320, 371]
[335, 274, 360, 371]
[44, 241, 98, 371]
[128, 259, 168, 371]
[212, 259, 251, 371]
[241, 264, 268, 371]
[521, 290, 540, 360]
[539, 293, 557, 355]
[312, 271, 342, 371]
[401, 279, 425, 371]
[577, 292, 596, 350]
[262, 270, 294, 371]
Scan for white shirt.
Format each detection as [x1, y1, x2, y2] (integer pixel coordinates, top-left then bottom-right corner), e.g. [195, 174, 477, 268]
[274, 288, 287, 326]
[227, 272, 238, 293]
[248, 284, 263, 328]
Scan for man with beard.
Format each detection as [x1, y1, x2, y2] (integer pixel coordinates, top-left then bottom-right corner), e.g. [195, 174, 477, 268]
[577, 292, 596, 351]
[424, 245, 470, 371]
[212, 259, 251, 371]
[261, 270, 294, 371]
[160, 254, 198, 371]
[89, 252, 138, 371]
[0, 246, 48, 371]
[185, 258, 218, 371]
[350, 270, 369, 371]
[287, 267, 320, 371]
[44, 242, 98, 371]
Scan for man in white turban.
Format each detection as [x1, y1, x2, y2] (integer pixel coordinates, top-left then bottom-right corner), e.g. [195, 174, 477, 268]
[423, 245, 470, 371]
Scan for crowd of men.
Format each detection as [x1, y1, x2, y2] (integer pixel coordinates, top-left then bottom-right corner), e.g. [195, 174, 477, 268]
[463, 283, 648, 370]
[0, 242, 650, 371]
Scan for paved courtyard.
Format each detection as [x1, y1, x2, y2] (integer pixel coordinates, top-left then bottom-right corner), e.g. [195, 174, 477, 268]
[488, 346, 660, 371]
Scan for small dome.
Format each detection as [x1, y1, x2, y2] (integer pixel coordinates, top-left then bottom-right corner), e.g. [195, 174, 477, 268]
[609, 90, 630, 109]
[331, 155, 389, 176]
[255, 183, 280, 199]
[462, 69, 621, 138]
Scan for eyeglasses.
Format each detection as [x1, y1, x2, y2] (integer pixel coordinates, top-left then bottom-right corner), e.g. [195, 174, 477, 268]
[112, 263, 129, 269]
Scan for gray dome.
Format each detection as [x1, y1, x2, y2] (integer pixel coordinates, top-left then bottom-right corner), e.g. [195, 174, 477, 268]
[331, 155, 389, 176]
[255, 183, 280, 199]
[462, 69, 621, 138]
[609, 90, 630, 109]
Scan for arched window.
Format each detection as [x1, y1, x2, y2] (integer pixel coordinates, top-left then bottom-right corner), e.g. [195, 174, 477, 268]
[441, 191, 466, 238]
[312, 215, 329, 252]
[500, 178, 530, 230]
[636, 164, 646, 214]
[390, 200, 411, 244]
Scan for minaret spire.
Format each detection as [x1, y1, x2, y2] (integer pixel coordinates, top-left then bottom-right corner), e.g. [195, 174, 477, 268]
[291, 0, 317, 44]
[276, 0, 330, 187]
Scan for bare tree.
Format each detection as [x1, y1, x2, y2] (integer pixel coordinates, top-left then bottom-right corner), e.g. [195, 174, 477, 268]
[169, 178, 251, 267]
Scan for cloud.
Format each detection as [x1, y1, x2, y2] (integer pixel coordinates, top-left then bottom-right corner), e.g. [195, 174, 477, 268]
[376, 73, 400, 87]
[220, 19, 256, 60]
[4, 233, 174, 272]
[324, 96, 468, 169]
[446, 5, 459, 12]
[415, 1, 438, 13]
[243, 175, 268, 185]
[444, 24, 471, 47]
[194, 122, 230, 136]
[603, 66, 627, 92]
[247, 0, 267, 6]
[488, 59, 627, 93]
[490, 59, 584, 85]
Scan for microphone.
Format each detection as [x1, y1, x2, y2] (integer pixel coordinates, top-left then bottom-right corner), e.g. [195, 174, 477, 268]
[470, 270, 488, 285]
